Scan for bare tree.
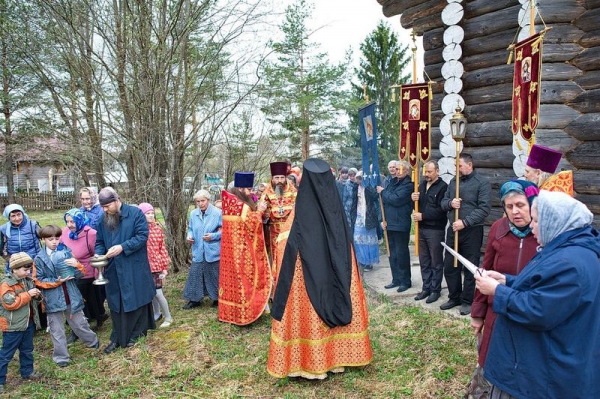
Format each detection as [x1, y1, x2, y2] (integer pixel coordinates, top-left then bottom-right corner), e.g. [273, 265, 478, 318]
[99, 0, 268, 270]
[4, 0, 270, 271]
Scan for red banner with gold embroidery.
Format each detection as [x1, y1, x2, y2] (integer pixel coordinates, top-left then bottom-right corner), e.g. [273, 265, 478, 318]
[511, 32, 544, 142]
[399, 83, 432, 167]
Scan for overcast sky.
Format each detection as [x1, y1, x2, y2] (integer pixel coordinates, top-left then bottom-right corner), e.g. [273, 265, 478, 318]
[275, 0, 424, 79]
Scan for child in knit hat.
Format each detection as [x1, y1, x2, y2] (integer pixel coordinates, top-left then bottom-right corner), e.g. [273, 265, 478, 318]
[0, 252, 43, 393]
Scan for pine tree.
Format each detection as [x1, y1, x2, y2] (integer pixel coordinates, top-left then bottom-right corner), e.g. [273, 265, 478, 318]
[260, 0, 349, 162]
[349, 21, 411, 166]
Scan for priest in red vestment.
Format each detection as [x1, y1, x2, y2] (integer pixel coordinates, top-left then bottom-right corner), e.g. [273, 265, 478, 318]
[218, 172, 272, 326]
[258, 162, 297, 289]
[267, 158, 373, 379]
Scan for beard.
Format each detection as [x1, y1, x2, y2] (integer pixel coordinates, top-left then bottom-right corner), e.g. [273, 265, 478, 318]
[104, 211, 120, 231]
[275, 184, 284, 196]
[271, 179, 287, 194]
[229, 187, 257, 211]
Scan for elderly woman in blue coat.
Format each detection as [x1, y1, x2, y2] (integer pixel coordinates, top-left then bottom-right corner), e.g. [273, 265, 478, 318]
[1, 204, 41, 273]
[475, 190, 600, 399]
[94, 187, 156, 354]
[182, 189, 222, 309]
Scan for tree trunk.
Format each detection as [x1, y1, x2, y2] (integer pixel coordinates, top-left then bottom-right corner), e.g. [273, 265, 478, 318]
[113, 0, 136, 194]
[1, 5, 15, 202]
[81, 13, 103, 188]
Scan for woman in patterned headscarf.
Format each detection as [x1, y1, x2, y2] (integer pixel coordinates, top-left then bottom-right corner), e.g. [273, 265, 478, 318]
[466, 180, 540, 398]
[79, 187, 104, 230]
[61, 209, 107, 334]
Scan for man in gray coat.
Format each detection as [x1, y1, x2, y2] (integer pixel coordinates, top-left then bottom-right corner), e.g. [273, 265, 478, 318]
[95, 187, 156, 353]
[440, 154, 491, 315]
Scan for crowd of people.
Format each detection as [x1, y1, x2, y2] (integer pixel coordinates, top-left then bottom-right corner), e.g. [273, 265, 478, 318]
[0, 146, 598, 396]
[0, 187, 170, 392]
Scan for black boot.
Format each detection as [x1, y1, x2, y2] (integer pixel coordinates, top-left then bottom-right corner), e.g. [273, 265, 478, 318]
[67, 331, 79, 344]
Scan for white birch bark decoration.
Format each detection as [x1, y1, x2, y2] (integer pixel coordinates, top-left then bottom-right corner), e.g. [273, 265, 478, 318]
[440, 0, 466, 184]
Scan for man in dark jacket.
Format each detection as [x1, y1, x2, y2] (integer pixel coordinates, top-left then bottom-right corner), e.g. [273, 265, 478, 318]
[95, 187, 156, 353]
[440, 153, 491, 315]
[411, 160, 448, 304]
[377, 160, 413, 292]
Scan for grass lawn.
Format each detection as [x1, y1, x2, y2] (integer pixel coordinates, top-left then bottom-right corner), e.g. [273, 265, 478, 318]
[3, 210, 476, 398]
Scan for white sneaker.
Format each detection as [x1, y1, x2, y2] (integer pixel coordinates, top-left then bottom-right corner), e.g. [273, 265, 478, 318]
[159, 320, 172, 328]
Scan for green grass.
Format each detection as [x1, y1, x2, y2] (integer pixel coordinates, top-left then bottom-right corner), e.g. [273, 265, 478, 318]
[2, 210, 476, 398]
[26, 210, 65, 228]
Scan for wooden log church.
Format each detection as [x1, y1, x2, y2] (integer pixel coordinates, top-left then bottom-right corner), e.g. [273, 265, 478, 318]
[376, 0, 600, 227]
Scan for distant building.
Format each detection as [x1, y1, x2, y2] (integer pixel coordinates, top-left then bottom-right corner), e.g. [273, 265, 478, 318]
[0, 137, 77, 193]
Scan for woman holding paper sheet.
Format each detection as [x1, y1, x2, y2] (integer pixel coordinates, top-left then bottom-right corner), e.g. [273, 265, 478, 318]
[475, 191, 600, 399]
[465, 180, 539, 398]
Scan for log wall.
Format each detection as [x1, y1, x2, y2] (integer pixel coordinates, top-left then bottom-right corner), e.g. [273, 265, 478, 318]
[377, 0, 600, 228]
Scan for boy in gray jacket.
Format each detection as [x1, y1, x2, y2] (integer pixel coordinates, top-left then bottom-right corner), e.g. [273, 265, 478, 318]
[34, 225, 99, 367]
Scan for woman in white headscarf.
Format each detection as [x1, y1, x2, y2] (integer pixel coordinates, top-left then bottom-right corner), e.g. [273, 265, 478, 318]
[475, 191, 600, 399]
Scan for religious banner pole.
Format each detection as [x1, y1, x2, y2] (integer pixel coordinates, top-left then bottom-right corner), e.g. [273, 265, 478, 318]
[410, 30, 420, 257]
[454, 139, 460, 267]
[508, 1, 550, 153]
[398, 33, 432, 261]
[359, 85, 389, 256]
[530, 0, 535, 37]
[449, 105, 467, 267]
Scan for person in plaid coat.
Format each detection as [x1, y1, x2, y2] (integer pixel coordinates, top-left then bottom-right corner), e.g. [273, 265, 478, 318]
[138, 203, 172, 328]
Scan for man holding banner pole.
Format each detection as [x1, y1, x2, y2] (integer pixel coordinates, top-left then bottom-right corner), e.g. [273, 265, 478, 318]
[439, 154, 491, 315]
[411, 160, 448, 303]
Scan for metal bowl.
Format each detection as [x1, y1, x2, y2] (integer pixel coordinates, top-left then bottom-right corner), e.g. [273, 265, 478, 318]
[90, 255, 109, 268]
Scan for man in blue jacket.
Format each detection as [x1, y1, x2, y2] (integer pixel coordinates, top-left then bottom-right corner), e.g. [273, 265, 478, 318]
[95, 187, 156, 354]
[377, 160, 413, 292]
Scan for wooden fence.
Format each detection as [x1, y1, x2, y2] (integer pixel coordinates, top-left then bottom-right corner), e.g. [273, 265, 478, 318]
[0, 192, 78, 211]
[0, 190, 196, 213]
